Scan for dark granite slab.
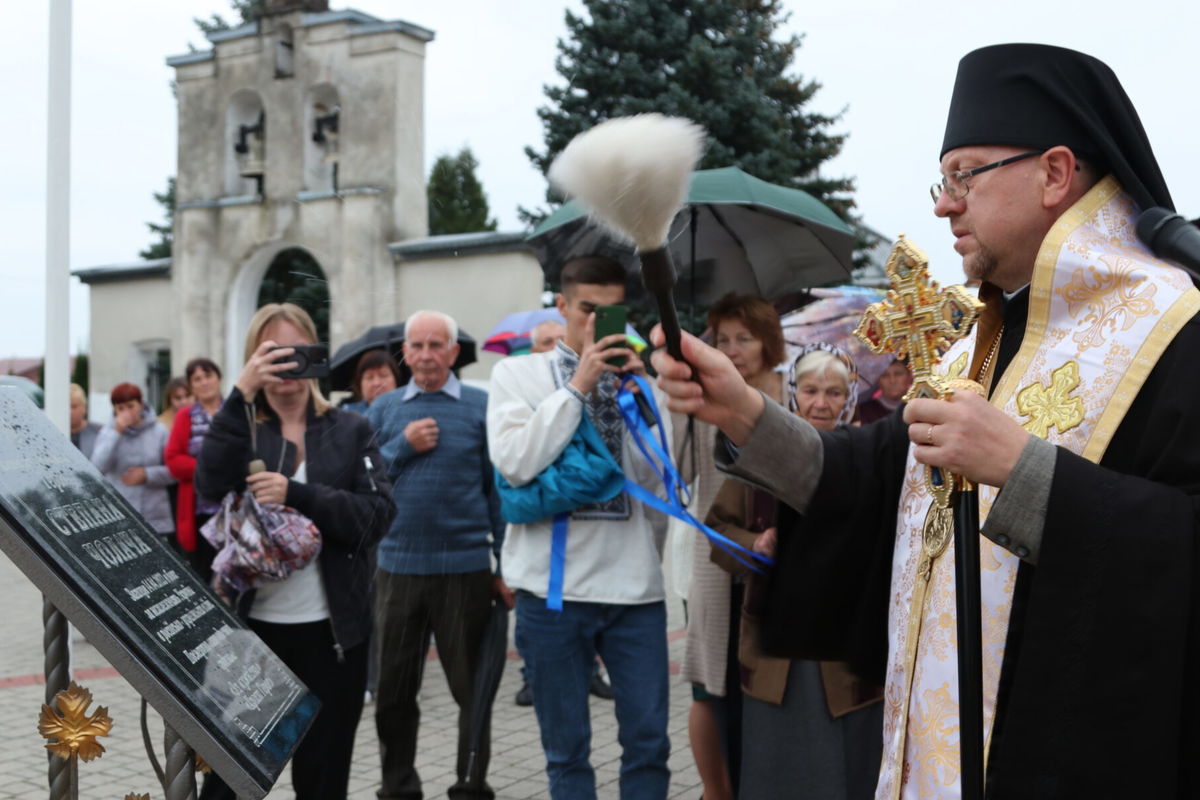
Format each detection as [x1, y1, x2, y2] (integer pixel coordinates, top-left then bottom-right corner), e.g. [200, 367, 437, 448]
[0, 388, 318, 798]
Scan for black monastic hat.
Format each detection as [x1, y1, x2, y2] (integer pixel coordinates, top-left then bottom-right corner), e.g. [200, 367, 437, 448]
[941, 43, 1173, 213]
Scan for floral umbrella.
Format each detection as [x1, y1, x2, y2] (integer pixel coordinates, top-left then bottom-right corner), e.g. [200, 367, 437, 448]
[779, 286, 894, 404]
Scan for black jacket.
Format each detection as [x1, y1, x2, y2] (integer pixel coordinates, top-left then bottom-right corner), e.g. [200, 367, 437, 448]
[196, 387, 396, 652]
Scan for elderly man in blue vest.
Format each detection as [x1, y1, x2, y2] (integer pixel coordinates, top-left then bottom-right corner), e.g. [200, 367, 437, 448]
[369, 309, 510, 800]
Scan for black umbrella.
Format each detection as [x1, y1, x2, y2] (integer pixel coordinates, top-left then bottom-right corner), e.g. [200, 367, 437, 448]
[329, 322, 477, 391]
[462, 599, 508, 788]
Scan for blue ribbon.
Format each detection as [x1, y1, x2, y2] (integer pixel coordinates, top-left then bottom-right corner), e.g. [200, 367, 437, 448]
[548, 513, 570, 611]
[544, 374, 774, 611]
[616, 374, 774, 574]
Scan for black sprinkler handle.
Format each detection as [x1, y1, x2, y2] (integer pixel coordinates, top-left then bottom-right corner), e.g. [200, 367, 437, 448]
[640, 247, 686, 364]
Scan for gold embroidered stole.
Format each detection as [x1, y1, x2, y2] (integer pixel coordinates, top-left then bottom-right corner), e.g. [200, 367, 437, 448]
[876, 177, 1200, 800]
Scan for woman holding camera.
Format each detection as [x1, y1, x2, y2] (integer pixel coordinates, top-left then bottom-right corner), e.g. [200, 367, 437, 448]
[196, 303, 395, 800]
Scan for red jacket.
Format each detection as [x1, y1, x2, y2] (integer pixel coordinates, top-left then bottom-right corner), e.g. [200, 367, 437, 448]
[164, 405, 198, 551]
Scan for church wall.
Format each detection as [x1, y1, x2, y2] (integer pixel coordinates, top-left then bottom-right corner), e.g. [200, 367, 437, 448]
[393, 251, 545, 383]
[174, 209, 218, 369]
[88, 276, 173, 416]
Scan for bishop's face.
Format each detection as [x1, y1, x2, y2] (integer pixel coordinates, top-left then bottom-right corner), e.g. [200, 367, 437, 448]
[933, 145, 1046, 292]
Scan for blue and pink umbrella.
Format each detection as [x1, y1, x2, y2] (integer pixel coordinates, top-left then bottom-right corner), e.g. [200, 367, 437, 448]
[484, 309, 647, 356]
[483, 309, 566, 355]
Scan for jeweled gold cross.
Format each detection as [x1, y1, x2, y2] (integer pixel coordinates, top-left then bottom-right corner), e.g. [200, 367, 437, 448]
[855, 236, 984, 507]
[855, 236, 983, 402]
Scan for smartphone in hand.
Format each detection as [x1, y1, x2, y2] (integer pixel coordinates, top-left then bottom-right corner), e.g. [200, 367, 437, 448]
[594, 305, 628, 367]
[271, 344, 330, 379]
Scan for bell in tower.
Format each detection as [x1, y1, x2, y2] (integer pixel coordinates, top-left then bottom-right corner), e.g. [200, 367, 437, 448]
[234, 111, 265, 193]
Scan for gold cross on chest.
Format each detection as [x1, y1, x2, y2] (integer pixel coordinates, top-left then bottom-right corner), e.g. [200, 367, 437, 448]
[855, 236, 983, 401]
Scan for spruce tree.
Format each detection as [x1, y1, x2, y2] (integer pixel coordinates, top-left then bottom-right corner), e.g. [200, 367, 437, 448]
[70, 353, 89, 396]
[427, 148, 499, 235]
[194, 0, 266, 35]
[140, 176, 175, 260]
[525, 0, 855, 220]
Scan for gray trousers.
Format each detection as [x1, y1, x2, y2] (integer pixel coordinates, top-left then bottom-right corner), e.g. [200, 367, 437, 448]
[374, 569, 495, 800]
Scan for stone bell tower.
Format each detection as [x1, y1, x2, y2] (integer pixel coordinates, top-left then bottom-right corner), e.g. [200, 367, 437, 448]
[166, 5, 433, 374]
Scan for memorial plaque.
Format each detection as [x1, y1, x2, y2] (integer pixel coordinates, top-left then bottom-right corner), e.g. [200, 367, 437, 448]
[0, 388, 318, 799]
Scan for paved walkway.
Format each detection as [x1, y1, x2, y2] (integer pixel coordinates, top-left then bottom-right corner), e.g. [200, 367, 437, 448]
[0, 552, 701, 799]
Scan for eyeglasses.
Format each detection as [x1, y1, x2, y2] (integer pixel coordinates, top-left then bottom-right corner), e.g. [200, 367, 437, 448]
[929, 150, 1045, 203]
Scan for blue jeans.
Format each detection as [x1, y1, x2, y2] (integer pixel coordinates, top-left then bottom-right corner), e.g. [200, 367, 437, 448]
[515, 593, 670, 800]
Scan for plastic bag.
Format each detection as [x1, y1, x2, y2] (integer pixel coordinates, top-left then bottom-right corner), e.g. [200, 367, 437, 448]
[200, 490, 322, 596]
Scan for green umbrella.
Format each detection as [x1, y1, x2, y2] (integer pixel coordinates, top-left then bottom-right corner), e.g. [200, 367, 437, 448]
[527, 166, 856, 305]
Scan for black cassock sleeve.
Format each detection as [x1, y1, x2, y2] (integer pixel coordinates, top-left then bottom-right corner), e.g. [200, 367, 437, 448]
[762, 315, 1200, 796]
[987, 316, 1200, 798]
[758, 408, 911, 686]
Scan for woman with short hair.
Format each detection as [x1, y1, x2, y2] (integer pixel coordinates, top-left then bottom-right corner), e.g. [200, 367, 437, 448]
[680, 293, 787, 800]
[342, 348, 402, 414]
[164, 357, 225, 580]
[90, 382, 175, 542]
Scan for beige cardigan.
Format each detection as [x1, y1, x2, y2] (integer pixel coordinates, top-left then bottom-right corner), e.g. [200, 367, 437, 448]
[676, 417, 730, 694]
[678, 373, 785, 696]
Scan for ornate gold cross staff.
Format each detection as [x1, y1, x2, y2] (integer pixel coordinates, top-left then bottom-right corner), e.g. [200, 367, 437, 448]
[855, 235, 984, 506]
[854, 234, 989, 800]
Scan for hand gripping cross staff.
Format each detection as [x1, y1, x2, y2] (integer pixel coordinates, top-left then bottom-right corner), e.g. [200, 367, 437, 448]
[855, 237, 987, 800]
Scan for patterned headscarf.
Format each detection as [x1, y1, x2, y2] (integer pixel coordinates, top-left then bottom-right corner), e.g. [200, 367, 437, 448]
[786, 342, 859, 428]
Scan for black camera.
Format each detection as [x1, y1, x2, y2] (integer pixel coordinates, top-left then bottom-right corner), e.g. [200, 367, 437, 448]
[271, 344, 330, 379]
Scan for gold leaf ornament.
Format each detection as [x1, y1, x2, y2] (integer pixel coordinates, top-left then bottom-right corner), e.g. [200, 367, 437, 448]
[37, 682, 113, 762]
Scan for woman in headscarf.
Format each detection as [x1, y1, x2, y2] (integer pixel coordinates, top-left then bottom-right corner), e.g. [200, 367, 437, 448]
[706, 344, 883, 800]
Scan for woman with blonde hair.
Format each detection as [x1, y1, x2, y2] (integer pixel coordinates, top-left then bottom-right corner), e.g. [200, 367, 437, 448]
[196, 303, 395, 800]
[69, 382, 101, 459]
[158, 376, 192, 430]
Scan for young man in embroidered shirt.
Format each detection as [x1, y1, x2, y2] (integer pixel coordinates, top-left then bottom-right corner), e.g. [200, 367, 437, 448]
[487, 256, 674, 799]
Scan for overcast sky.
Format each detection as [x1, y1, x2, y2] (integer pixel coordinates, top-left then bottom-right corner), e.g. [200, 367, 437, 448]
[5, 0, 1200, 358]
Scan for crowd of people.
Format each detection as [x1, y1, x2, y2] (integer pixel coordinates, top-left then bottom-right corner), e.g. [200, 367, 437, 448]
[61, 41, 1200, 800]
[71, 278, 909, 800]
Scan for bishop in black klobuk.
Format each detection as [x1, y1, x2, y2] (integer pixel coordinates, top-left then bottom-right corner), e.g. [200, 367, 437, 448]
[651, 42, 1200, 798]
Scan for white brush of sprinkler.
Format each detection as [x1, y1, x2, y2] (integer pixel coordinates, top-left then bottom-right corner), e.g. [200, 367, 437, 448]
[548, 113, 706, 362]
